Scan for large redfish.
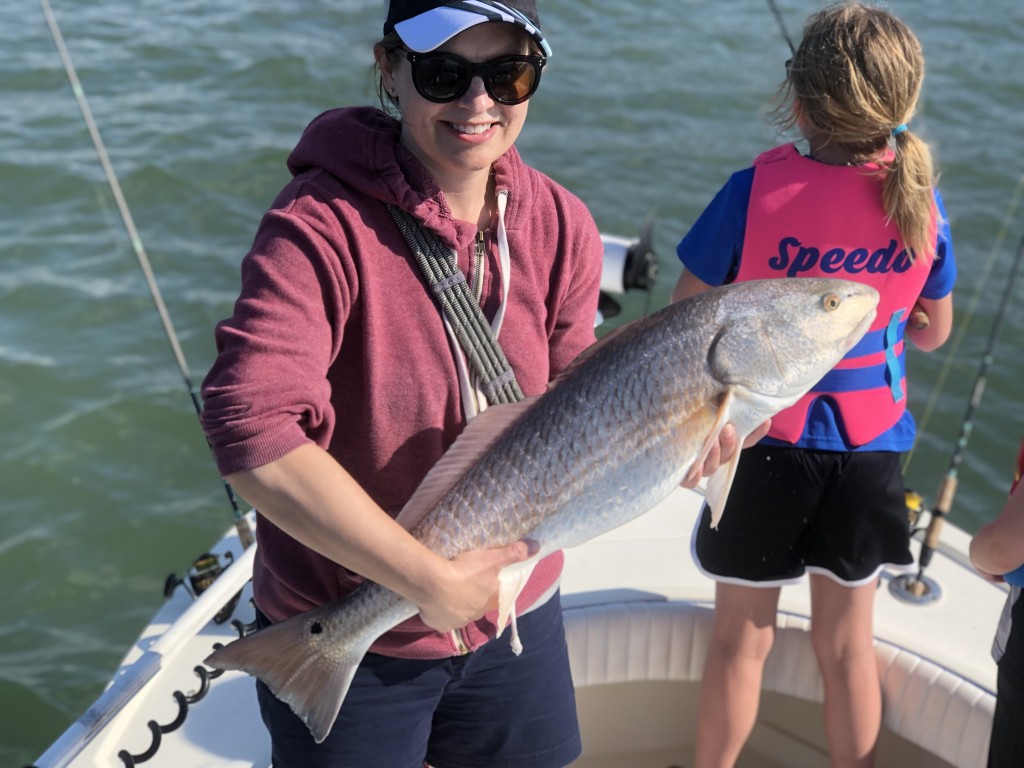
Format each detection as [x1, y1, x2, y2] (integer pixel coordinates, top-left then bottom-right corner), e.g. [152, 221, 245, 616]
[206, 277, 878, 742]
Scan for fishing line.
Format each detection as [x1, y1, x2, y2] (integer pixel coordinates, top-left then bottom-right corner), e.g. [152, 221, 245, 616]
[39, 0, 253, 548]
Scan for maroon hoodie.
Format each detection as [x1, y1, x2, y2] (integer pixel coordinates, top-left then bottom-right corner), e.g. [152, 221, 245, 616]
[200, 106, 603, 658]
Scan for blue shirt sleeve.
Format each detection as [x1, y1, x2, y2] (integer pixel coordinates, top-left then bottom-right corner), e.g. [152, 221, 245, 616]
[675, 168, 755, 286]
[1004, 563, 1024, 587]
[921, 188, 957, 300]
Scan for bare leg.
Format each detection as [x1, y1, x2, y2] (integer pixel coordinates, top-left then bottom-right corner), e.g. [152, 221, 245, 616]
[695, 582, 781, 768]
[809, 574, 881, 768]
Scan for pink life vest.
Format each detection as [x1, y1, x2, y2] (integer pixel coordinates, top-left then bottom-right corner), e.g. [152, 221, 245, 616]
[736, 144, 935, 446]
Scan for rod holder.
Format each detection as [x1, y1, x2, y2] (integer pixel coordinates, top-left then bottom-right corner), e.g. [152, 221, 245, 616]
[889, 572, 942, 604]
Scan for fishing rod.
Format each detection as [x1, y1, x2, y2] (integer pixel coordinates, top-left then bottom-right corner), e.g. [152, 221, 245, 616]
[766, 0, 796, 53]
[893, 229, 1024, 600]
[39, 0, 254, 550]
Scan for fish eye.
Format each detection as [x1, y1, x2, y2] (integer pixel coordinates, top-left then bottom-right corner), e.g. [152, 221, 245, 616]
[822, 293, 841, 312]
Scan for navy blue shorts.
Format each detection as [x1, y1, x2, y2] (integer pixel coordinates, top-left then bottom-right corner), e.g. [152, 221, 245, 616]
[693, 445, 915, 586]
[255, 592, 581, 768]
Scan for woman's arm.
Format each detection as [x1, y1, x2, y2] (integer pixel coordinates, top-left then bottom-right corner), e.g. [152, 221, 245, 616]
[227, 444, 531, 632]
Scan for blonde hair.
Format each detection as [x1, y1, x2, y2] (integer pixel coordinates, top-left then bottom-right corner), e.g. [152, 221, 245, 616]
[773, 2, 936, 260]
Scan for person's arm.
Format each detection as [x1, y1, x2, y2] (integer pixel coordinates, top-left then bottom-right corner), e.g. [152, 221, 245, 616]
[671, 270, 717, 303]
[227, 443, 532, 632]
[905, 293, 953, 352]
[970, 482, 1024, 580]
[204, 212, 530, 633]
[908, 190, 956, 352]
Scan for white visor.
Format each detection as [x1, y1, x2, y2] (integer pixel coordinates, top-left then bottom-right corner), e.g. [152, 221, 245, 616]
[395, 1, 551, 57]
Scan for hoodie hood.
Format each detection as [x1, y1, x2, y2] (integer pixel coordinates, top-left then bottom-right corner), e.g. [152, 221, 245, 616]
[284, 106, 524, 249]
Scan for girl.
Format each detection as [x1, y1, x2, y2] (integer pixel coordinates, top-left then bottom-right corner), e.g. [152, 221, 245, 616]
[672, 3, 956, 766]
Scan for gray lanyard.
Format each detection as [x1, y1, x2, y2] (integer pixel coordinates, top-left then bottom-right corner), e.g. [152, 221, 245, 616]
[388, 204, 523, 406]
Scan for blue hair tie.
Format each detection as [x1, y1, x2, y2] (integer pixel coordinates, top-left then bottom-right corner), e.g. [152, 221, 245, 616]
[892, 124, 908, 136]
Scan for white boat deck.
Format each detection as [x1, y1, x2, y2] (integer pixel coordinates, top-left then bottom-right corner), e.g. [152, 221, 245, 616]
[34, 486, 1006, 768]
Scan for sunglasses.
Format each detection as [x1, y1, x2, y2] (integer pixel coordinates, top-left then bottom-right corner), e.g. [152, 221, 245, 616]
[401, 50, 546, 105]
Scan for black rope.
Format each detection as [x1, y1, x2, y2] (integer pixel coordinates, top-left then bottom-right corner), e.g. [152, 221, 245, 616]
[389, 205, 524, 405]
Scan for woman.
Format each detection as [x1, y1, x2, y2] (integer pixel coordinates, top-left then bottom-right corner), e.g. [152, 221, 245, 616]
[201, 2, 743, 766]
[672, 3, 956, 767]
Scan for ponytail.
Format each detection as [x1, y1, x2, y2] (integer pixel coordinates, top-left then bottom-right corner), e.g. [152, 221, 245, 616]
[884, 128, 936, 262]
[774, 2, 938, 263]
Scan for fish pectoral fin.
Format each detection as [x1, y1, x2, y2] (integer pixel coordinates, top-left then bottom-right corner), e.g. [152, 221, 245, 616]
[704, 426, 745, 529]
[205, 608, 370, 744]
[691, 390, 734, 473]
[688, 389, 744, 529]
[495, 559, 538, 655]
[507, 609, 523, 656]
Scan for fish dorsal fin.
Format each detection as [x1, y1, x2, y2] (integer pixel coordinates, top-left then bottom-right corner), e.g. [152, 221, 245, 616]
[394, 396, 540, 532]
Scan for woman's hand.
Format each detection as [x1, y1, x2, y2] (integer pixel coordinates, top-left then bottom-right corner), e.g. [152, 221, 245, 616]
[681, 419, 771, 488]
[414, 539, 538, 633]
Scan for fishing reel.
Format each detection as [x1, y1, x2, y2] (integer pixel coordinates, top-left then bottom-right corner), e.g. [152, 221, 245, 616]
[163, 550, 240, 624]
[597, 214, 658, 324]
[904, 488, 926, 532]
[889, 487, 942, 604]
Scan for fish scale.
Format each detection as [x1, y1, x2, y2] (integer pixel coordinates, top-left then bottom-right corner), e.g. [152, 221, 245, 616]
[206, 276, 879, 742]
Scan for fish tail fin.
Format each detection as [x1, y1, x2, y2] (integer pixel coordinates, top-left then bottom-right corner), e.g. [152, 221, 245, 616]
[495, 559, 538, 655]
[205, 611, 370, 743]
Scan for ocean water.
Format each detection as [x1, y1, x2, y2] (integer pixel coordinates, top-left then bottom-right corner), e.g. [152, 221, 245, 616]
[3, 0, 1023, 763]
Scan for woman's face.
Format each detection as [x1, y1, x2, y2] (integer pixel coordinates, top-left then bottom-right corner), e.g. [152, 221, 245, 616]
[381, 23, 534, 186]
